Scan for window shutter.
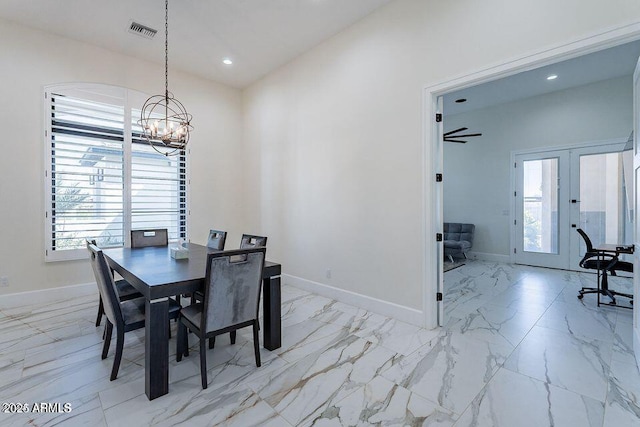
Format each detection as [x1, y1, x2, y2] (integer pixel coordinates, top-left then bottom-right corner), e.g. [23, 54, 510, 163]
[45, 84, 188, 261]
[131, 114, 187, 242]
[49, 93, 125, 253]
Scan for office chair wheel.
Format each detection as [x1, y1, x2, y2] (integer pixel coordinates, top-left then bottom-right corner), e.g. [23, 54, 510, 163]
[577, 294, 583, 300]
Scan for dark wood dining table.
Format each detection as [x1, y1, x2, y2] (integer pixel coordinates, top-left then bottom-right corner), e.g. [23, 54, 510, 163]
[102, 242, 282, 400]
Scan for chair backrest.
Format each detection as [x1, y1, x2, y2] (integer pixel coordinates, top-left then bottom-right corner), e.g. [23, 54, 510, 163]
[201, 247, 266, 333]
[240, 234, 267, 249]
[87, 242, 123, 327]
[443, 223, 475, 245]
[207, 229, 227, 251]
[131, 229, 168, 248]
[576, 228, 594, 253]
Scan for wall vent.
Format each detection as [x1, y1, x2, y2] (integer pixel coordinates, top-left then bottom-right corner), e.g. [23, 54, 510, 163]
[128, 21, 157, 39]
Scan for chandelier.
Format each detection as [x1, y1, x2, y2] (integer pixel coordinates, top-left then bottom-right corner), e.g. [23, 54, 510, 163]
[139, 0, 193, 156]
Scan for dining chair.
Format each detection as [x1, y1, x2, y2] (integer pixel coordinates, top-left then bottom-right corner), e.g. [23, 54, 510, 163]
[207, 229, 228, 250]
[87, 242, 181, 380]
[240, 234, 267, 249]
[176, 247, 266, 389]
[184, 229, 228, 305]
[88, 239, 142, 327]
[195, 233, 268, 347]
[131, 228, 169, 248]
[223, 234, 269, 346]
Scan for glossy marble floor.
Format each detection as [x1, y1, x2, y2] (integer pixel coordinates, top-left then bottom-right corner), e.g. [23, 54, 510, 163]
[0, 261, 638, 426]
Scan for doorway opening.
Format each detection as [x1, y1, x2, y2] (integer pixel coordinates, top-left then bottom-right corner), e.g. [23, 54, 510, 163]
[426, 26, 640, 328]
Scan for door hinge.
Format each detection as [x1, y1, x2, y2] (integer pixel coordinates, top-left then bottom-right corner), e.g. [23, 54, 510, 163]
[436, 173, 443, 182]
[513, 248, 517, 254]
[514, 162, 517, 168]
[514, 191, 517, 197]
[436, 292, 443, 301]
[514, 219, 516, 225]
[436, 233, 443, 242]
[435, 113, 442, 123]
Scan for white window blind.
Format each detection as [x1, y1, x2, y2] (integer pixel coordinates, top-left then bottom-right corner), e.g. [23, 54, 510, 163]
[45, 84, 188, 261]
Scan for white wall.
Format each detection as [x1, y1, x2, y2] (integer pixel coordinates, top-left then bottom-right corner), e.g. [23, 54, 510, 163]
[444, 76, 632, 258]
[242, 0, 640, 314]
[0, 18, 244, 295]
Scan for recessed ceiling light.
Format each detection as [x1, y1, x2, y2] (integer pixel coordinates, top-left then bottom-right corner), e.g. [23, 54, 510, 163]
[222, 58, 233, 65]
[546, 74, 558, 80]
[455, 98, 467, 103]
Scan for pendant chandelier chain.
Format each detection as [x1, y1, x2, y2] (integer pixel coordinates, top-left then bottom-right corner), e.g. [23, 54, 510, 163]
[139, 0, 193, 156]
[164, 0, 169, 100]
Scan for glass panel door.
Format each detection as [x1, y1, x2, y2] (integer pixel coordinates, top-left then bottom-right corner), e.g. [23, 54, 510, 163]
[515, 151, 569, 269]
[522, 158, 559, 254]
[570, 145, 632, 267]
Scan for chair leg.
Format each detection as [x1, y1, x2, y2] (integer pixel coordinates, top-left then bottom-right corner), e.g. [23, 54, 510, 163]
[102, 321, 113, 359]
[96, 296, 104, 327]
[200, 337, 208, 389]
[463, 252, 468, 259]
[208, 336, 215, 349]
[252, 322, 261, 367]
[448, 255, 454, 263]
[110, 329, 125, 381]
[177, 321, 186, 362]
[230, 331, 236, 345]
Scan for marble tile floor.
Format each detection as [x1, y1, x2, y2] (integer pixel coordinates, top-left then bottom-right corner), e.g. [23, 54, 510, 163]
[0, 260, 638, 426]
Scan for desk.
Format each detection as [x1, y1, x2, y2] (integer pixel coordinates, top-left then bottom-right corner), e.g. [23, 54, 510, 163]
[592, 244, 633, 309]
[103, 243, 282, 400]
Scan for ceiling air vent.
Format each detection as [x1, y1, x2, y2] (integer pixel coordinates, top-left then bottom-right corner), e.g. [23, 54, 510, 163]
[128, 21, 157, 39]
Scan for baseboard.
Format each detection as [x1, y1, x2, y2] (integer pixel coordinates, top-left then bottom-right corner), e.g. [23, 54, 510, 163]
[0, 282, 97, 310]
[468, 252, 511, 263]
[282, 274, 425, 327]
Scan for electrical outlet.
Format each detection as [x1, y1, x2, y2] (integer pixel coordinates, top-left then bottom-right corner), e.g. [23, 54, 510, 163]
[0, 276, 8, 287]
[325, 269, 332, 279]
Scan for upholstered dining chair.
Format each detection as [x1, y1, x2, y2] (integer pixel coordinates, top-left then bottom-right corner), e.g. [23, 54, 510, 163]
[131, 228, 169, 248]
[240, 234, 267, 249]
[195, 233, 268, 348]
[206, 229, 228, 250]
[224, 234, 268, 345]
[176, 247, 266, 389]
[88, 239, 142, 328]
[87, 242, 180, 380]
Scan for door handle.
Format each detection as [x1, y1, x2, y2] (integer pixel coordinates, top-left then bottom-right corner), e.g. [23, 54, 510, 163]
[571, 199, 580, 203]
[571, 224, 577, 228]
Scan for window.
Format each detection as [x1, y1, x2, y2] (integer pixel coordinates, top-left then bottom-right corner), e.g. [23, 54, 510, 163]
[45, 84, 187, 261]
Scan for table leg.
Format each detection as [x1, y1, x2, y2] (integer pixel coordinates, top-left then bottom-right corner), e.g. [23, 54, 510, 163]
[263, 276, 281, 350]
[145, 297, 169, 400]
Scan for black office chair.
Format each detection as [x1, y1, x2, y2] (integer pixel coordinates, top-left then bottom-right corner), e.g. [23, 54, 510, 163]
[87, 243, 181, 380]
[576, 228, 633, 305]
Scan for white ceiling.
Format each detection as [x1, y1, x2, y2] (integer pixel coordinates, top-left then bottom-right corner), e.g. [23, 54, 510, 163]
[0, 0, 393, 88]
[3, 0, 639, 107]
[444, 39, 640, 116]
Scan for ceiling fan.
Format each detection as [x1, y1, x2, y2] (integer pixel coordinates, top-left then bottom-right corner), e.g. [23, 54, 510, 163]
[443, 127, 482, 143]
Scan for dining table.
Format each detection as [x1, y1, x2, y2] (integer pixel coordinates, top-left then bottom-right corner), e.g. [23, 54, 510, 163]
[102, 242, 282, 400]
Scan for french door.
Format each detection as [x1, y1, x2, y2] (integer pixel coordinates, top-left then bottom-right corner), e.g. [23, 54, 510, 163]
[514, 143, 628, 269]
[515, 151, 570, 269]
